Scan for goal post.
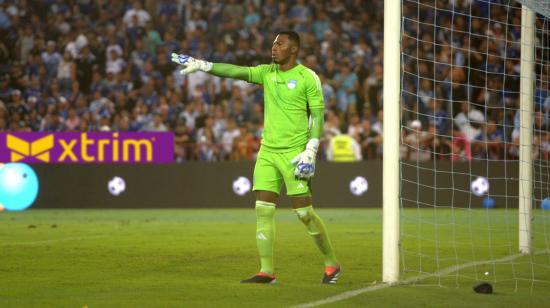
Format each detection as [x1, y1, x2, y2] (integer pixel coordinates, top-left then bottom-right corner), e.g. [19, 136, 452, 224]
[518, 4, 534, 255]
[383, 0, 401, 284]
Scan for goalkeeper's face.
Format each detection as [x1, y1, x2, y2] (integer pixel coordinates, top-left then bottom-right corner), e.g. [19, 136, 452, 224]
[272, 34, 295, 65]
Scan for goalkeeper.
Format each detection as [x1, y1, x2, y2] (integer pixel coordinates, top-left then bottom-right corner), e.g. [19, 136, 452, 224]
[172, 30, 339, 284]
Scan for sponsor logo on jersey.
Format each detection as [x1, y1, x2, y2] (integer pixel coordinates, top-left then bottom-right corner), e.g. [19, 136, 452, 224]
[287, 79, 297, 89]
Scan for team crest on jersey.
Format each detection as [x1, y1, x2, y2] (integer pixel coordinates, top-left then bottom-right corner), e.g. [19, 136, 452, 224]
[287, 79, 297, 89]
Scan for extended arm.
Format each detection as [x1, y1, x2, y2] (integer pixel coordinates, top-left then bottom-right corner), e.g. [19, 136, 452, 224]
[171, 53, 249, 81]
[210, 63, 249, 81]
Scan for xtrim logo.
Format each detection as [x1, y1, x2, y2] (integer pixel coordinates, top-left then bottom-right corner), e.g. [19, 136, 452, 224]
[0, 132, 174, 164]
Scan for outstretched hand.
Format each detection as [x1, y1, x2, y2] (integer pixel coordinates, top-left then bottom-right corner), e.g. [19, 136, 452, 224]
[171, 53, 213, 75]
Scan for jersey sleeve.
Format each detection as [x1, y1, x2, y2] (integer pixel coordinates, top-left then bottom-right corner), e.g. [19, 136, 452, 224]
[210, 63, 250, 81]
[248, 64, 273, 85]
[304, 69, 325, 109]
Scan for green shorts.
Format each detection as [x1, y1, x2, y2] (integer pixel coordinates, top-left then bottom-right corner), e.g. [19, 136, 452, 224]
[253, 146, 311, 196]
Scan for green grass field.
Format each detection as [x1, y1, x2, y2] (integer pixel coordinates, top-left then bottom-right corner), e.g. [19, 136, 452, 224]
[1, 209, 550, 307]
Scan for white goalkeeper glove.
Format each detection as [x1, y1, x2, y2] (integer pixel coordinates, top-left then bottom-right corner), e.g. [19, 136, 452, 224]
[171, 53, 213, 75]
[291, 138, 320, 179]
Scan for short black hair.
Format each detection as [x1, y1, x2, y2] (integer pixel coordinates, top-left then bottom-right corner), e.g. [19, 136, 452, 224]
[278, 30, 300, 49]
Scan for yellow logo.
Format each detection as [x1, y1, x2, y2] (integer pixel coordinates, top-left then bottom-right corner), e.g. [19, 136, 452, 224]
[6, 134, 54, 162]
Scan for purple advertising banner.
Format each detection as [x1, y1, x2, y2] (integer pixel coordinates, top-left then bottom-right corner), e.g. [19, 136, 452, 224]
[0, 132, 174, 164]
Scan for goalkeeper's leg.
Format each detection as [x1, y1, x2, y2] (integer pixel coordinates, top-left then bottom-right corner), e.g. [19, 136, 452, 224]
[241, 192, 278, 284]
[291, 195, 340, 283]
[255, 199, 276, 275]
[243, 148, 282, 284]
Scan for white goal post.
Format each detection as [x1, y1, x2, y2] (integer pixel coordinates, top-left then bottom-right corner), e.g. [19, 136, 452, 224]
[518, 3, 535, 255]
[383, 0, 401, 284]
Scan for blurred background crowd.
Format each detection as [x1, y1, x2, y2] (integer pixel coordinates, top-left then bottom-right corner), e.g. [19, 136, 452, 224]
[0, 0, 548, 162]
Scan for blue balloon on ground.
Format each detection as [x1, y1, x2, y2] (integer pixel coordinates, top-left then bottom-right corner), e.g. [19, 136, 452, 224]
[482, 197, 495, 209]
[0, 163, 39, 211]
[541, 198, 550, 210]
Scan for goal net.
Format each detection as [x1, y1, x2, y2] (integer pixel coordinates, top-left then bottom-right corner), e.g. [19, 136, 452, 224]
[396, 0, 550, 291]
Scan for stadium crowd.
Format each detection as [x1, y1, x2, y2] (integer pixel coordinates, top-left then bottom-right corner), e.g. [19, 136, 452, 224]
[0, 0, 548, 161]
[401, 0, 550, 161]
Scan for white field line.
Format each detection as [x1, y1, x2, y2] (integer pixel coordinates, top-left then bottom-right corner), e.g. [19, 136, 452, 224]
[290, 249, 550, 308]
[3, 235, 109, 246]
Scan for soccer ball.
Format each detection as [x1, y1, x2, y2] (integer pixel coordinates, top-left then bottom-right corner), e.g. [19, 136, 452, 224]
[232, 176, 251, 196]
[108, 176, 126, 196]
[471, 176, 489, 197]
[350, 176, 368, 196]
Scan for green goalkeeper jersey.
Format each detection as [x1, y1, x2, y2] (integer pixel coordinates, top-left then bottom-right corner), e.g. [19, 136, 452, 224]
[247, 64, 324, 152]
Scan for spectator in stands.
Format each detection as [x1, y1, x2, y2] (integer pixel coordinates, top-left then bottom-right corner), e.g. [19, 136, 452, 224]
[365, 63, 383, 114]
[123, 1, 151, 28]
[7, 89, 29, 121]
[445, 123, 471, 161]
[347, 113, 362, 139]
[471, 119, 505, 159]
[57, 50, 76, 95]
[41, 41, 62, 80]
[359, 119, 381, 160]
[197, 128, 219, 162]
[454, 102, 483, 142]
[326, 131, 362, 162]
[403, 120, 431, 161]
[144, 113, 168, 132]
[334, 61, 358, 113]
[221, 118, 240, 160]
[372, 109, 383, 136]
[231, 125, 256, 161]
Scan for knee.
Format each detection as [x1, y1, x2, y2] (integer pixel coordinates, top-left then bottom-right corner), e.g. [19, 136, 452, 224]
[294, 205, 314, 224]
[255, 200, 276, 217]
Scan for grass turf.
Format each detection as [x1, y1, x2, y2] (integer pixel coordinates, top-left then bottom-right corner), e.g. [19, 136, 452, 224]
[1, 209, 549, 307]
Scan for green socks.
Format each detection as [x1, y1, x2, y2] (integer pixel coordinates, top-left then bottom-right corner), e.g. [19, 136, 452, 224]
[294, 205, 338, 267]
[255, 201, 276, 274]
[254, 203, 337, 274]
